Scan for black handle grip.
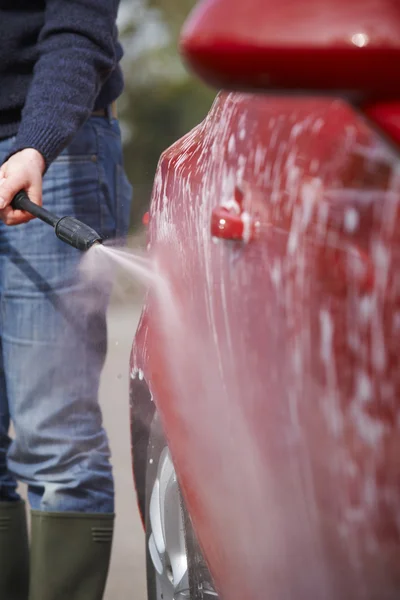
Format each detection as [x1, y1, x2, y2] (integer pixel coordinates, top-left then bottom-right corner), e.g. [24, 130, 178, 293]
[12, 191, 58, 227]
[11, 190, 103, 251]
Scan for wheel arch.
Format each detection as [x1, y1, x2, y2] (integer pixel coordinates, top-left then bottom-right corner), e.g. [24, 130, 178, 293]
[130, 371, 155, 524]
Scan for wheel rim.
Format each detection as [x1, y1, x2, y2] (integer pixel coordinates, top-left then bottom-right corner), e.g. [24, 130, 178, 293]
[148, 447, 190, 600]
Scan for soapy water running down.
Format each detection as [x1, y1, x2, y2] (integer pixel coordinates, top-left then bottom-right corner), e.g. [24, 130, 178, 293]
[80, 242, 283, 599]
[80, 240, 400, 600]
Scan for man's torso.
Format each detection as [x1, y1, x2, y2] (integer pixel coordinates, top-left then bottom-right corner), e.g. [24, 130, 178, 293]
[0, 1, 124, 142]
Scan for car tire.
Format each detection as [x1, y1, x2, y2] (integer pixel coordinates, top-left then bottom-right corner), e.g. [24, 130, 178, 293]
[145, 411, 218, 600]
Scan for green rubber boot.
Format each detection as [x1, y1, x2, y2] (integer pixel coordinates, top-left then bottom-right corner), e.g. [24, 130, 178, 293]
[0, 500, 29, 600]
[29, 511, 114, 600]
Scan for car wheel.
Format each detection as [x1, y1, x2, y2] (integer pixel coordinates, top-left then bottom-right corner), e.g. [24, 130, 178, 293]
[145, 411, 218, 600]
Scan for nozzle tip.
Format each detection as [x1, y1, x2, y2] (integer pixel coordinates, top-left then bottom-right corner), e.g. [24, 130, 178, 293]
[55, 217, 103, 252]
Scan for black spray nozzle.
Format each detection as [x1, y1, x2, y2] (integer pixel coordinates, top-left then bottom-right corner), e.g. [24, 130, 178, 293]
[55, 217, 102, 252]
[12, 191, 103, 251]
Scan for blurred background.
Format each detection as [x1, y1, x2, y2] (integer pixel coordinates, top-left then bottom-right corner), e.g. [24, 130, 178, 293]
[99, 2, 215, 598]
[118, 0, 216, 232]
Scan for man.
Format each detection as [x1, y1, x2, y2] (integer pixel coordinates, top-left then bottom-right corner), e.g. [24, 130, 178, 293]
[0, 1, 132, 598]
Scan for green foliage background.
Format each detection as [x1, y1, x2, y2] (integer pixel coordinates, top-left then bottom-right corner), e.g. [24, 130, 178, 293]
[118, 0, 216, 230]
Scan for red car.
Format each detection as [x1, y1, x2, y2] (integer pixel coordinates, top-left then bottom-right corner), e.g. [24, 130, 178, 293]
[130, 1, 400, 598]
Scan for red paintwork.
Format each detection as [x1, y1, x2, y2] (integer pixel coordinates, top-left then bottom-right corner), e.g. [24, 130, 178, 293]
[130, 1, 400, 597]
[181, 0, 400, 96]
[131, 92, 400, 599]
[364, 102, 400, 146]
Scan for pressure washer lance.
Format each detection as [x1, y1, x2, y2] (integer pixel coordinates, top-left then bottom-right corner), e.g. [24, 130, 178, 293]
[12, 191, 103, 251]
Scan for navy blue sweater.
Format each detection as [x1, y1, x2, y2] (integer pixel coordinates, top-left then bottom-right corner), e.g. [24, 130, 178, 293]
[0, 0, 124, 168]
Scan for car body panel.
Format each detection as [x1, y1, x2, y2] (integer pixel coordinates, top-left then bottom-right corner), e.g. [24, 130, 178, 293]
[181, 0, 400, 95]
[364, 101, 400, 146]
[131, 91, 400, 599]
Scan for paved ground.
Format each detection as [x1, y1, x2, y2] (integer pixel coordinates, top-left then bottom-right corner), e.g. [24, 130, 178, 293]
[100, 302, 147, 600]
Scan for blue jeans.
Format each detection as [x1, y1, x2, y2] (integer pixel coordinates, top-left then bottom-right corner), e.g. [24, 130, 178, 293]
[0, 116, 132, 513]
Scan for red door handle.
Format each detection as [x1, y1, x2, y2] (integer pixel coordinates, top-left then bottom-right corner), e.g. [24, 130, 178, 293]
[211, 207, 259, 242]
[210, 186, 259, 242]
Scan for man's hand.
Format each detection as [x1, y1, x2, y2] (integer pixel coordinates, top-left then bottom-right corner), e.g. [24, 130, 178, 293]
[0, 149, 45, 226]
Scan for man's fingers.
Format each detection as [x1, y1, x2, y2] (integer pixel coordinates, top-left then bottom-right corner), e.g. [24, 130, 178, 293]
[0, 178, 24, 209]
[0, 173, 7, 196]
[0, 149, 45, 225]
[0, 206, 34, 226]
[0, 179, 43, 210]
[26, 183, 43, 208]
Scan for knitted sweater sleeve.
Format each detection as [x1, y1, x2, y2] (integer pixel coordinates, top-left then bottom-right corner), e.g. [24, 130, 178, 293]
[10, 0, 121, 169]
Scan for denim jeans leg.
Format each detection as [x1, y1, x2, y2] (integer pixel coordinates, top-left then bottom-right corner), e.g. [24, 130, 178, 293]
[0, 117, 132, 513]
[0, 338, 19, 502]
